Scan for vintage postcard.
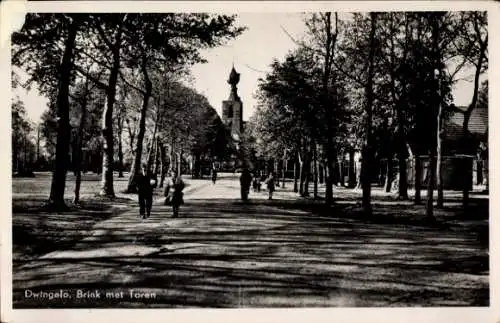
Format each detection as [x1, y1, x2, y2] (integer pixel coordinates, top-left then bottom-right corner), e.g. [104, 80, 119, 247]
[1, 1, 498, 322]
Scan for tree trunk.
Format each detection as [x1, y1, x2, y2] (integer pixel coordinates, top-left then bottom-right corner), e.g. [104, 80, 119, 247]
[146, 136, 156, 172]
[272, 160, 278, 186]
[334, 154, 341, 186]
[12, 139, 18, 174]
[303, 159, 310, 197]
[148, 137, 158, 185]
[282, 157, 286, 188]
[483, 154, 488, 192]
[348, 147, 356, 188]
[476, 159, 483, 185]
[100, 43, 123, 197]
[319, 163, 324, 184]
[339, 152, 345, 187]
[299, 159, 305, 196]
[461, 18, 487, 206]
[398, 144, 409, 200]
[36, 125, 40, 169]
[177, 150, 183, 175]
[20, 136, 25, 174]
[73, 152, 82, 204]
[356, 160, 362, 190]
[313, 142, 318, 199]
[384, 152, 393, 192]
[153, 138, 161, 176]
[117, 116, 124, 178]
[428, 13, 444, 210]
[324, 162, 329, 186]
[293, 155, 299, 193]
[390, 13, 409, 200]
[159, 142, 167, 188]
[434, 39, 444, 208]
[73, 77, 90, 204]
[426, 151, 436, 218]
[322, 13, 338, 205]
[461, 114, 471, 208]
[360, 146, 372, 214]
[325, 146, 335, 203]
[303, 142, 310, 197]
[48, 16, 80, 209]
[361, 13, 377, 216]
[126, 60, 152, 193]
[146, 107, 161, 171]
[170, 137, 176, 173]
[436, 101, 444, 208]
[317, 161, 322, 188]
[126, 118, 136, 155]
[415, 155, 422, 204]
[100, 93, 117, 197]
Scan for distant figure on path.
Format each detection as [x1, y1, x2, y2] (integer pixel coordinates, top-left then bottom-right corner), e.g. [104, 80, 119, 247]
[211, 166, 218, 184]
[137, 164, 155, 219]
[266, 172, 276, 200]
[252, 172, 261, 192]
[240, 168, 252, 201]
[165, 170, 185, 218]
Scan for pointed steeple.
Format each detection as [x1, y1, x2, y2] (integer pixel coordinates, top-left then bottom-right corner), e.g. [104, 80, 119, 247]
[227, 65, 240, 86]
[227, 65, 240, 101]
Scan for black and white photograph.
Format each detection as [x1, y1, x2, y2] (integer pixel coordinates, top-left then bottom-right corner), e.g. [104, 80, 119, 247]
[2, 0, 495, 321]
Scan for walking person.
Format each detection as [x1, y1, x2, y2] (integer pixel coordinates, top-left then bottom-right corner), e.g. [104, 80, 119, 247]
[211, 166, 217, 184]
[137, 163, 155, 219]
[240, 168, 252, 201]
[266, 172, 276, 200]
[165, 170, 185, 218]
[252, 171, 261, 192]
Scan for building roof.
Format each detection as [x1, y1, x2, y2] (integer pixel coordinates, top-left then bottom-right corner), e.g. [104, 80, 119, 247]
[442, 105, 487, 154]
[445, 105, 487, 139]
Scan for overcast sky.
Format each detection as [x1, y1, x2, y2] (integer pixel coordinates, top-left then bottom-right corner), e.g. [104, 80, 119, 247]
[11, 12, 484, 124]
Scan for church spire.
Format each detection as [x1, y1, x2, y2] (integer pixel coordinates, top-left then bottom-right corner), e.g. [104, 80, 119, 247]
[227, 65, 240, 101]
[221, 65, 244, 145]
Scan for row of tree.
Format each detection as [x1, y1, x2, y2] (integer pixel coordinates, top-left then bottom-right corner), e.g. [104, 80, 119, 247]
[12, 74, 38, 177]
[12, 13, 245, 209]
[245, 11, 487, 217]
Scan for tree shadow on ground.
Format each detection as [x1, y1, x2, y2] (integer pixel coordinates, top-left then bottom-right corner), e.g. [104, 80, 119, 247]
[13, 198, 489, 308]
[13, 197, 134, 265]
[188, 197, 489, 228]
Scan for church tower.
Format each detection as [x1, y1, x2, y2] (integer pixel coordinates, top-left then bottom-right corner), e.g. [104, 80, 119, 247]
[222, 66, 243, 142]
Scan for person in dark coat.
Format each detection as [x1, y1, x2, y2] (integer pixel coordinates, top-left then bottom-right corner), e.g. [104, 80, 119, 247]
[211, 166, 218, 184]
[240, 168, 252, 201]
[137, 164, 155, 219]
[165, 170, 185, 218]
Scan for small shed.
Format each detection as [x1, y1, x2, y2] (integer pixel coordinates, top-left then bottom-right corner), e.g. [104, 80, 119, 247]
[408, 154, 474, 190]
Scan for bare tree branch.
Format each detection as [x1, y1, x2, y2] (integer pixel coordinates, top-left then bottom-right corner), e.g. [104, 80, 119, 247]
[74, 64, 109, 91]
[119, 71, 146, 96]
[76, 49, 113, 70]
[92, 20, 116, 51]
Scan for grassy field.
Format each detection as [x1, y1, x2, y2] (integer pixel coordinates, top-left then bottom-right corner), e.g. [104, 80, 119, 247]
[12, 172, 131, 199]
[12, 172, 137, 265]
